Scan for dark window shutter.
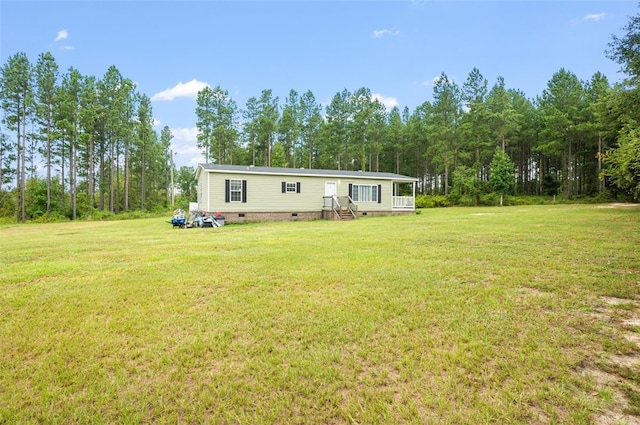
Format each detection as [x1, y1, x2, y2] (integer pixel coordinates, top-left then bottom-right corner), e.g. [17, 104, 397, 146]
[242, 180, 247, 203]
[378, 185, 382, 203]
[348, 184, 353, 198]
[225, 179, 230, 203]
[296, 182, 301, 193]
[282, 182, 286, 193]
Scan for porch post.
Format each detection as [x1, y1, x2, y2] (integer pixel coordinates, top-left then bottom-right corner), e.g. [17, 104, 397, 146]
[413, 181, 416, 210]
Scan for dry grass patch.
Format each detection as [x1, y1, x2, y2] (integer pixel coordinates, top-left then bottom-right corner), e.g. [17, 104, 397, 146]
[584, 294, 640, 423]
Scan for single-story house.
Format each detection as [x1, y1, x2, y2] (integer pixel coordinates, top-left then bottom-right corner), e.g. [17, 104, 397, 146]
[195, 164, 418, 223]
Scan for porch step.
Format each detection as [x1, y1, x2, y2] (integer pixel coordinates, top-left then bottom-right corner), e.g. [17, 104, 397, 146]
[338, 210, 355, 220]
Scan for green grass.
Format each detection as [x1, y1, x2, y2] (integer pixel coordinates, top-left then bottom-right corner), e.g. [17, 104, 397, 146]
[1, 204, 639, 424]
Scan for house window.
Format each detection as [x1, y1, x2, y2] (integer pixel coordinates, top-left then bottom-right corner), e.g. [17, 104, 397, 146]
[282, 181, 301, 193]
[229, 179, 242, 202]
[225, 179, 247, 203]
[286, 182, 297, 193]
[351, 184, 381, 203]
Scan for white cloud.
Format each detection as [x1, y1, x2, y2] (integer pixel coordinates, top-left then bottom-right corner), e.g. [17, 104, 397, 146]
[171, 126, 198, 144]
[584, 13, 606, 22]
[372, 93, 399, 110]
[151, 79, 210, 101]
[60, 45, 74, 51]
[171, 127, 202, 156]
[422, 75, 444, 87]
[153, 119, 162, 127]
[372, 28, 399, 38]
[168, 126, 203, 168]
[188, 155, 206, 167]
[55, 29, 68, 42]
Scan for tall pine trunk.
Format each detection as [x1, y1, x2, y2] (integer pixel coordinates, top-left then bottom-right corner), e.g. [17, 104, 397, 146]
[141, 144, 146, 210]
[20, 105, 26, 222]
[99, 139, 105, 211]
[565, 137, 573, 198]
[15, 110, 22, 221]
[0, 141, 3, 190]
[60, 138, 65, 206]
[115, 141, 120, 214]
[46, 110, 51, 217]
[124, 141, 129, 211]
[598, 133, 604, 194]
[88, 136, 95, 209]
[70, 142, 76, 220]
[109, 132, 114, 213]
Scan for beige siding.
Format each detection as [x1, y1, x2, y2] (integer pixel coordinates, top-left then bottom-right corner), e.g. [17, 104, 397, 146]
[202, 171, 395, 213]
[196, 169, 209, 212]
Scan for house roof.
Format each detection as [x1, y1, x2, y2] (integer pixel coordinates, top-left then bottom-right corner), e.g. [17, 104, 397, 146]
[197, 164, 418, 182]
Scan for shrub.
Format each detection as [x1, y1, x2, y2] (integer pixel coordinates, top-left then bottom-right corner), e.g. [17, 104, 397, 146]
[86, 210, 115, 221]
[416, 194, 450, 208]
[0, 190, 17, 218]
[0, 216, 17, 224]
[30, 212, 69, 223]
[453, 195, 478, 207]
[479, 193, 499, 206]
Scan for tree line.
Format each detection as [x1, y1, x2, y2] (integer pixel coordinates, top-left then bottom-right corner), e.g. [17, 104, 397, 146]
[2, 10, 639, 221]
[0, 54, 196, 221]
[196, 71, 608, 200]
[196, 54, 640, 202]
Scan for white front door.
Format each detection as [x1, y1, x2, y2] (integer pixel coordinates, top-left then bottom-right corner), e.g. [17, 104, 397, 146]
[325, 181, 337, 197]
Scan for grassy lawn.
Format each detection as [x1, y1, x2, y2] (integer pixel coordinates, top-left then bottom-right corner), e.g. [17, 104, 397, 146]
[1, 204, 639, 424]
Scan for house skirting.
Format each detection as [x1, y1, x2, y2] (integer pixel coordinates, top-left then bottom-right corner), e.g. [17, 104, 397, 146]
[364, 210, 416, 217]
[348, 210, 416, 219]
[205, 210, 415, 223]
[204, 211, 322, 224]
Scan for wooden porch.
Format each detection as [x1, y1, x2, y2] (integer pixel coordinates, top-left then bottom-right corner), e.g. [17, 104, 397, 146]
[322, 194, 416, 220]
[323, 196, 357, 220]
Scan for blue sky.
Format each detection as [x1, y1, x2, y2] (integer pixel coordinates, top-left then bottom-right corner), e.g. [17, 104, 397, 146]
[1, 0, 638, 169]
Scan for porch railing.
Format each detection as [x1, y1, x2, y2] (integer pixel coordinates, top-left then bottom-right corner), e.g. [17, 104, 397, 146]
[324, 195, 414, 213]
[323, 195, 357, 219]
[392, 196, 415, 210]
[343, 196, 358, 218]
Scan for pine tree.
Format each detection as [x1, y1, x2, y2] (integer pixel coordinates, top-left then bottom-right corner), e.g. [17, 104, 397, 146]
[0, 52, 33, 221]
[489, 147, 515, 206]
